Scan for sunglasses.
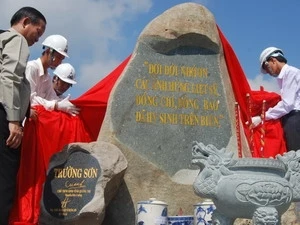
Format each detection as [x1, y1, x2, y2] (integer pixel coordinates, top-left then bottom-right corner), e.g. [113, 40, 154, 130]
[262, 57, 273, 71]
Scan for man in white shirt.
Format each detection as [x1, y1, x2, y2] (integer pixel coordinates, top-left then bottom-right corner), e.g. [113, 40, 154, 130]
[31, 63, 78, 113]
[252, 47, 300, 151]
[26, 34, 79, 116]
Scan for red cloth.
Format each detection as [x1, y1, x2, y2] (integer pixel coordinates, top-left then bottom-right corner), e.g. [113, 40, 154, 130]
[9, 28, 286, 224]
[9, 106, 91, 225]
[71, 55, 131, 140]
[9, 56, 131, 225]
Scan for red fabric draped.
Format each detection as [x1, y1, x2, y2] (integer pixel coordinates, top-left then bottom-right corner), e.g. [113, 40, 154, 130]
[9, 56, 131, 225]
[9, 106, 92, 225]
[9, 27, 286, 225]
[71, 55, 131, 140]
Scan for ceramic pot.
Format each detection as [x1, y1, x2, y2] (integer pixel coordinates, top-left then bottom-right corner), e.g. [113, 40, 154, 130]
[193, 199, 215, 225]
[136, 198, 168, 225]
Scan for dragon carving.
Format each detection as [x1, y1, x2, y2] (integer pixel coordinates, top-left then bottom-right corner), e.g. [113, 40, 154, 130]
[191, 142, 237, 199]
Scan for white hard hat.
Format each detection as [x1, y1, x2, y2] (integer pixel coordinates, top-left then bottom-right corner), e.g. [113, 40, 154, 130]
[53, 63, 76, 84]
[42, 34, 69, 58]
[259, 47, 283, 74]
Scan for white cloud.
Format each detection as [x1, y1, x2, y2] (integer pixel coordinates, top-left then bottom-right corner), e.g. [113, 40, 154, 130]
[0, 0, 152, 97]
[248, 74, 280, 94]
[1, 1, 279, 100]
[78, 59, 120, 91]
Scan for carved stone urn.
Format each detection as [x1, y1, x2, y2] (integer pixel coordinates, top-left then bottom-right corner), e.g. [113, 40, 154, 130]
[191, 142, 300, 225]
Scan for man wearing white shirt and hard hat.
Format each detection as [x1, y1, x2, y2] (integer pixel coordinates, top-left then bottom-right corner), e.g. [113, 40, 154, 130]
[52, 62, 77, 99]
[251, 47, 300, 151]
[26, 34, 79, 116]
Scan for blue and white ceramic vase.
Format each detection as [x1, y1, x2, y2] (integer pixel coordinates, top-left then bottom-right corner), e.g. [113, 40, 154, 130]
[136, 198, 168, 225]
[193, 199, 216, 225]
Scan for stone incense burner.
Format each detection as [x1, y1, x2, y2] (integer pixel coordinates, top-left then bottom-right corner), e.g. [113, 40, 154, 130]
[191, 142, 300, 225]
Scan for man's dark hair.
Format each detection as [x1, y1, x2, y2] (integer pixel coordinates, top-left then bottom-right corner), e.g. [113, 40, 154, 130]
[10, 6, 46, 26]
[276, 55, 287, 64]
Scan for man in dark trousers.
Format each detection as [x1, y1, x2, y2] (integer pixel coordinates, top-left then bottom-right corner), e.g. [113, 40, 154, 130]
[252, 47, 300, 152]
[0, 7, 46, 225]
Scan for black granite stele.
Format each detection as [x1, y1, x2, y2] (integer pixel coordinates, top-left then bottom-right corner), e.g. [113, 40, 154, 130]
[42, 149, 101, 220]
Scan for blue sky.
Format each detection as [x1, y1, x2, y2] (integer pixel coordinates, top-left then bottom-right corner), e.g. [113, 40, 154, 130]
[1, 0, 299, 98]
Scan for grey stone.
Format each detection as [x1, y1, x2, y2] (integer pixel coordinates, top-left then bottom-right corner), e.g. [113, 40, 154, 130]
[39, 142, 127, 225]
[99, 2, 250, 225]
